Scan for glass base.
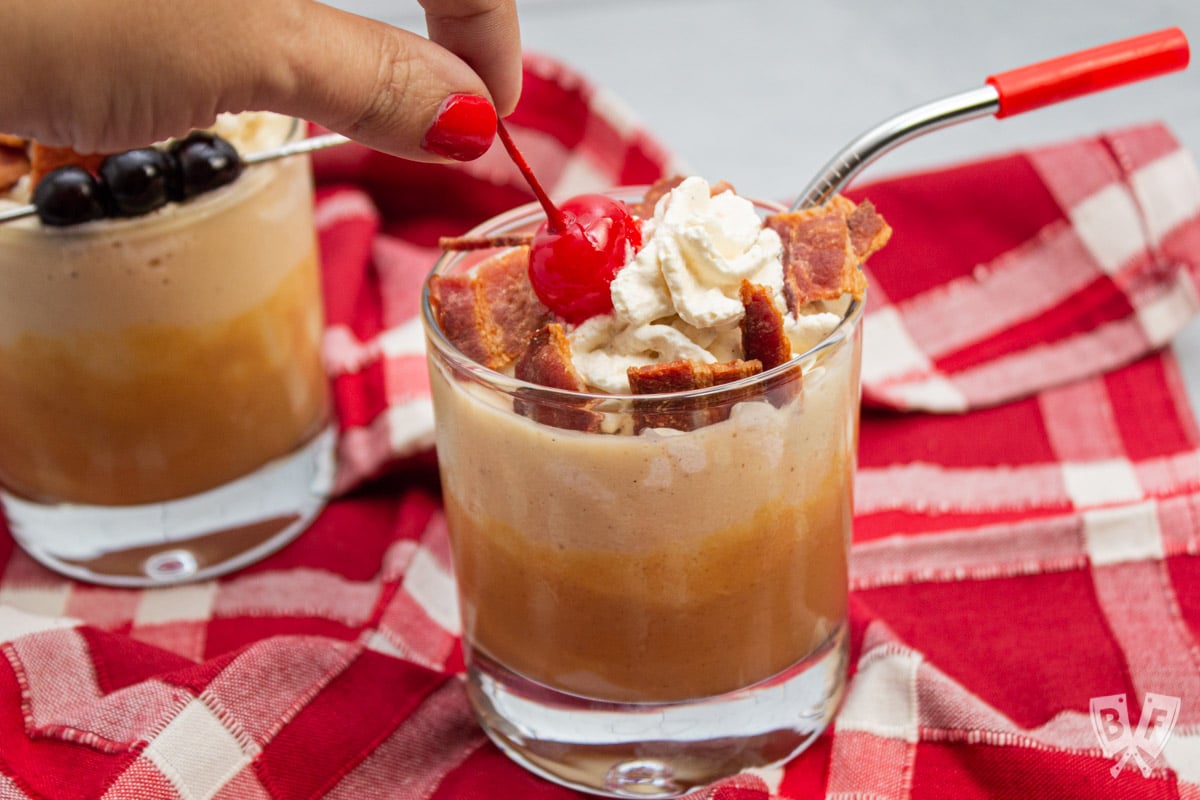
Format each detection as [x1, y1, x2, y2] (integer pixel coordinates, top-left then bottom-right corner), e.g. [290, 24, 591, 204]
[2, 425, 336, 587]
[467, 622, 848, 798]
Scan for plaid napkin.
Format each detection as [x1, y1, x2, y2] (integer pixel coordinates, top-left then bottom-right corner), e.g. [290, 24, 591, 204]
[2, 52, 1200, 799]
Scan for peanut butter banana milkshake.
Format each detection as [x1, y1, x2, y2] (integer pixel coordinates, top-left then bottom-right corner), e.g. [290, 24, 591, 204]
[424, 176, 886, 797]
[0, 113, 333, 585]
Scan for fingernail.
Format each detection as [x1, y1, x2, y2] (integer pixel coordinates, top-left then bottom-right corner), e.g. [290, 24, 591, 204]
[422, 94, 497, 161]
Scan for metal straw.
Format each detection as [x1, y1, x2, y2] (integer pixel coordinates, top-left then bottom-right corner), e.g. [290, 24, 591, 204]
[790, 87, 999, 211]
[792, 27, 1188, 210]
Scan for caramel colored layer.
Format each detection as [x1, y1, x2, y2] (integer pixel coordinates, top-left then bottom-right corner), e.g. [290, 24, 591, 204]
[429, 301, 863, 704]
[0, 250, 328, 505]
[447, 470, 850, 703]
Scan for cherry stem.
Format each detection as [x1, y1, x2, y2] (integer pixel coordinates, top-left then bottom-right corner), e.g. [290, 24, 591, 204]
[496, 120, 566, 232]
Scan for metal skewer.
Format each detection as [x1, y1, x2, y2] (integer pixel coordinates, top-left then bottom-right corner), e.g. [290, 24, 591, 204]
[0, 200, 42, 225]
[792, 27, 1190, 210]
[241, 131, 349, 165]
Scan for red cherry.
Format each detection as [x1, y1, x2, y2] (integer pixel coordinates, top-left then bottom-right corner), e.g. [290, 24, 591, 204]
[496, 122, 642, 323]
[529, 195, 642, 324]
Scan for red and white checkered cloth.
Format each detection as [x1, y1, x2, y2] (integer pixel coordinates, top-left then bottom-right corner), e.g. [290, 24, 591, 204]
[2, 53, 1200, 798]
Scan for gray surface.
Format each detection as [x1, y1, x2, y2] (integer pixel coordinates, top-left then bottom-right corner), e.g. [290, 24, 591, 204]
[331, 0, 1199, 200]
[330, 0, 1200, 406]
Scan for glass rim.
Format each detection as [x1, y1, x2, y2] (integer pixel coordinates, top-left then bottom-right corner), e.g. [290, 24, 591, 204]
[421, 187, 866, 403]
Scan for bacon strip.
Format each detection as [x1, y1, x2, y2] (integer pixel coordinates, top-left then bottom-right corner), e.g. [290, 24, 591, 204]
[513, 324, 601, 432]
[739, 282, 791, 370]
[438, 233, 534, 251]
[831, 195, 892, 261]
[0, 146, 29, 193]
[427, 275, 488, 362]
[515, 324, 587, 391]
[708, 180, 736, 196]
[766, 196, 888, 312]
[766, 206, 863, 311]
[0, 134, 25, 149]
[476, 249, 549, 363]
[628, 359, 762, 392]
[740, 281, 807, 408]
[628, 358, 762, 432]
[428, 248, 549, 370]
[629, 175, 739, 220]
[628, 175, 684, 220]
[29, 143, 105, 186]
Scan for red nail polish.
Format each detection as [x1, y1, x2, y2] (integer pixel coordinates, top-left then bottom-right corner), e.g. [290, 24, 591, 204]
[422, 94, 497, 161]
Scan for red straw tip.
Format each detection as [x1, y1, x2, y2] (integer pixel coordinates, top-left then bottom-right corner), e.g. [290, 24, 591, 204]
[987, 27, 1191, 118]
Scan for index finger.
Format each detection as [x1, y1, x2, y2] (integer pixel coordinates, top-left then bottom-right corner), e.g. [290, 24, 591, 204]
[420, 0, 522, 116]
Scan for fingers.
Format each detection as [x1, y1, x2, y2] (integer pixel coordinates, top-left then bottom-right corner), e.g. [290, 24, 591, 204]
[420, 0, 523, 116]
[262, 2, 509, 162]
[0, 0, 230, 151]
[0, 0, 522, 163]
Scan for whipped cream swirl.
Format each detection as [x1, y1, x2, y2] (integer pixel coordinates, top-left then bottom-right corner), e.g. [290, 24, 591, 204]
[571, 177, 796, 394]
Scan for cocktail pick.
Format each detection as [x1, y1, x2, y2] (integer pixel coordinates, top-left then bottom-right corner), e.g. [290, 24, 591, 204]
[792, 27, 1190, 211]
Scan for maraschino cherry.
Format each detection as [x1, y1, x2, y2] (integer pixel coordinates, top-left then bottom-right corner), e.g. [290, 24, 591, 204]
[496, 122, 641, 324]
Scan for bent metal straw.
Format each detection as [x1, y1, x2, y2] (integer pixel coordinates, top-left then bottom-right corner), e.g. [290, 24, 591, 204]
[793, 27, 1189, 210]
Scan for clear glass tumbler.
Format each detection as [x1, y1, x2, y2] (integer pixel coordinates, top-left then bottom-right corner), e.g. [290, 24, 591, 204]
[422, 194, 862, 797]
[0, 116, 334, 586]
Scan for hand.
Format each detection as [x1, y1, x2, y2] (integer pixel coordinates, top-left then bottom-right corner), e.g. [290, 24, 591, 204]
[0, 0, 520, 162]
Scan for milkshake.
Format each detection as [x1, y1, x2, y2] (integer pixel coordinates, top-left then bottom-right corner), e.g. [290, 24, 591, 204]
[424, 178, 885, 797]
[0, 113, 333, 584]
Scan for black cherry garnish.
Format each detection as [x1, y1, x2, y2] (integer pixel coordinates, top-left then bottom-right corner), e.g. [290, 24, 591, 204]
[33, 166, 106, 227]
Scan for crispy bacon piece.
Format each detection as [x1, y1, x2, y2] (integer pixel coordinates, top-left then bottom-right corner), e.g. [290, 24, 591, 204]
[766, 206, 863, 312]
[29, 143, 105, 186]
[823, 195, 892, 261]
[515, 324, 587, 391]
[428, 275, 487, 361]
[476, 249, 549, 364]
[0, 134, 25, 148]
[628, 359, 762, 393]
[513, 323, 601, 432]
[739, 281, 805, 407]
[766, 196, 889, 312]
[629, 175, 739, 219]
[628, 358, 762, 432]
[628, 175, 684, 220]
[428, 247, 549, 370]
[739, 281, 791, 370]
[0, 146, 29, 193]
[438, 232, 534, 251]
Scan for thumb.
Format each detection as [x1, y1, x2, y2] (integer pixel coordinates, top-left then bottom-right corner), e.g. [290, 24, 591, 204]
[262, 3, 499, 162]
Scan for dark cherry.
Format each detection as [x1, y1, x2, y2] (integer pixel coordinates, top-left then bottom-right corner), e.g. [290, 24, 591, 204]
[98, 148, 171, 216]
[32, 166, 106, 227]
[169, 131, 242, 200]
[495, 122, 641, 323]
